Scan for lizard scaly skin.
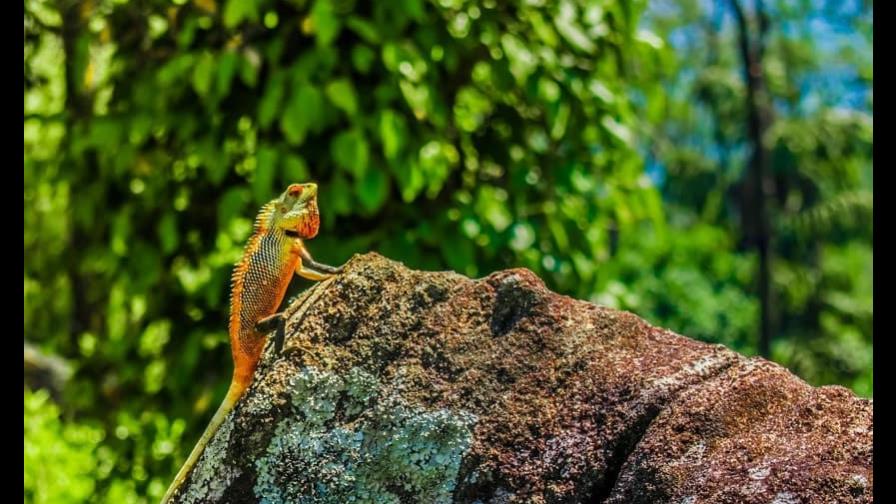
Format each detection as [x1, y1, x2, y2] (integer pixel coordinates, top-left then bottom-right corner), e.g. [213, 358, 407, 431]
[161, 182, 342, 503]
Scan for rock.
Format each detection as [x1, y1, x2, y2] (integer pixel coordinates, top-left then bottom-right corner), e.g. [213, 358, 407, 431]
[170, 253, 872, 503]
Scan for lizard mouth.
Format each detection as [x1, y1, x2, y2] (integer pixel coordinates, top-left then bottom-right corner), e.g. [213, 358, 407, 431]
[283, 229, 301, 238]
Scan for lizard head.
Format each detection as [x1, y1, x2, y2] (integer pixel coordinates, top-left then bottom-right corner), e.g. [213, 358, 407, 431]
[274, 183, 320, 239]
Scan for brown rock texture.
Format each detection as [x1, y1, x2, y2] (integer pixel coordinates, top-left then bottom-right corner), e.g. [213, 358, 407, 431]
[170, 253, 872, 503]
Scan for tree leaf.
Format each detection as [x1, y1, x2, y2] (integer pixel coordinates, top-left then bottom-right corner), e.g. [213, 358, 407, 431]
[331, 130, 370, 178]
[281, 153, 310, 184]
[216, 51, 239, 99]
[192, 52, 215, 98]
[355, 168, 390, 213]
[258, 71, 286, 129]
[254, 146, 278, 204]
[280, 84, 323, 145]
[223, 0, 259, 28]
[379, 110, 407, 160]
[325, 79, 359, 116]
[311, 0, 341, 47]
[345, 16, 380, 44]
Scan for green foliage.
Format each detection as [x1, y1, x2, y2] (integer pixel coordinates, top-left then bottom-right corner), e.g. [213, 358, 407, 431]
[25, 0, 660, 499]
[24, 388, 107, 504]
[23, 0, 871, 501]
[596, 223, 760, 352]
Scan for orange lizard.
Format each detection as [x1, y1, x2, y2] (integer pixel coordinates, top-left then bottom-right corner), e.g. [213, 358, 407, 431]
[161, 182, 342, 503]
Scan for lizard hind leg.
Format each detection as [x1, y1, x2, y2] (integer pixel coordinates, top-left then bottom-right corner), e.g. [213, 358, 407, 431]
[255, 279, 335, 359]
[255, 313, 286, 354]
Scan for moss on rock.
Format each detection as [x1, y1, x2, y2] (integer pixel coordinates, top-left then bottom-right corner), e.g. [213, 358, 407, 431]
[254, 367, 476, 503]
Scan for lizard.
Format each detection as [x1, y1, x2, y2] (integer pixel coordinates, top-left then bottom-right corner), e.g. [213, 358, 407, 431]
[161, 182, 343, 503]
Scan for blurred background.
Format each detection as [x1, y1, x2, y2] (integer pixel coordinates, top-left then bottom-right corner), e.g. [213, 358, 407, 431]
[24, 0, 872, 502]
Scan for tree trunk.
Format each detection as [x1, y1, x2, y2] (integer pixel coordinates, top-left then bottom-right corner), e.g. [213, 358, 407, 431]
[58, 0, 94, 337]
[731, 0, 775, 357]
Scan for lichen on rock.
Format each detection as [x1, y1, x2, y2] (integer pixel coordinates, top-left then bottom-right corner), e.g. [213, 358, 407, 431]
[254, 367, 476, 503]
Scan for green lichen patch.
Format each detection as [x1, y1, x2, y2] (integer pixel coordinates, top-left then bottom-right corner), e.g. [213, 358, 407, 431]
[254, 367, 477, 503]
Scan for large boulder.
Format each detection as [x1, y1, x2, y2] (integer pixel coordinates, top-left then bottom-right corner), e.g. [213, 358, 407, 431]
[169, 253, 872, 503]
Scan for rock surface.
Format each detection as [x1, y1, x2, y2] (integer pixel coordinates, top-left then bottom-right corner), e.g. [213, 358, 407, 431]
[170, 253, 873, 503]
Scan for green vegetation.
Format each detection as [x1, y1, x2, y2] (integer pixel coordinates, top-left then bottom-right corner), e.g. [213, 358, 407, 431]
[24, 0, 871, 502]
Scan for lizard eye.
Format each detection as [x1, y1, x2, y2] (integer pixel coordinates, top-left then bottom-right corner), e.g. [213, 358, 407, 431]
[287, 184, 304, 196]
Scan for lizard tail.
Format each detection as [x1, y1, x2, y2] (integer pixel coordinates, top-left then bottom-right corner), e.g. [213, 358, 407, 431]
[160, 381, 243, 504]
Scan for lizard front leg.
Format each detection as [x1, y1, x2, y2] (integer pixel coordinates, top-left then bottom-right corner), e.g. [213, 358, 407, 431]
[297, 248, 344, 278]
[256, 253, 341, 352]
